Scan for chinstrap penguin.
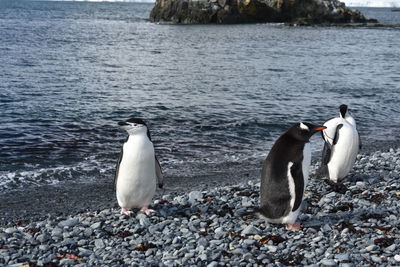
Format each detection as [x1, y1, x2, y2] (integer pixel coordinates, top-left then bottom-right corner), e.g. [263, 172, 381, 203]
[321, 104, 361, 184]
[259, 122, 326, 230]
[115, 118, 163, 215]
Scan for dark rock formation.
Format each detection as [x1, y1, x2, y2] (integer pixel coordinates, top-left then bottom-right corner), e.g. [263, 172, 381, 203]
[149, 0, 378, 24]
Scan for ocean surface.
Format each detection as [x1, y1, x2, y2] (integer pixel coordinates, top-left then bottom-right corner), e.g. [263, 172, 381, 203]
[1, 1, 399, 192]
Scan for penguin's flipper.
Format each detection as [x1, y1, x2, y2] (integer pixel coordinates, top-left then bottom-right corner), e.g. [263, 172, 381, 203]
[290, 162, 304, 212]
[321, 142, 332, 165]
[114, 137, 128, 188]
[155, 156, 164, 189]
[333, 124, 343, 145]
[320, 129, 325, 141]
[114, 151, 124, 188]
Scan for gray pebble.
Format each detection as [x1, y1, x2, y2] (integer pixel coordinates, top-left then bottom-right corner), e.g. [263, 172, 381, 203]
[4, 228, 18, 234]
[335, 253, 350, 261]
[59, 258, 76, 265]
[366, 245, 377, 252]
[320, 259, 336, 266]
[206, 261, 218, 267]
[370, 255, 382, 263]
[385, 244, 396, 252]
[136, 213, 150, 227]
[51, 227, 63, 237]
[241, 225, 260, 235]
[90, 222, 102, 229]
[198, 254, 207, 261]
[188, 191, 203, 204]
[58, 218, 79, 228]
[94, 239, 105, 249]
[243, 239, 255, 245]
[36, 234, 49, 243]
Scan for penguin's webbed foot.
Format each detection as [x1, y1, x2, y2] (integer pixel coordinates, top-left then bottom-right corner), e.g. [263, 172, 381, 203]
[120, 208, 133, 215]
[286, 222, 301, 231]
[140, 207, 155, 216]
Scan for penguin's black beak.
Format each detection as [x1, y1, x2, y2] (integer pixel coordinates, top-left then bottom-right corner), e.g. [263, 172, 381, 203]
[118, 121, 129, 126]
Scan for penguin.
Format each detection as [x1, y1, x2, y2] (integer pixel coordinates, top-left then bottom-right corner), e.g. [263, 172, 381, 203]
[321, 104, 361, 183]
[115, 118, 163, 215]
[259, 122, 326, 230]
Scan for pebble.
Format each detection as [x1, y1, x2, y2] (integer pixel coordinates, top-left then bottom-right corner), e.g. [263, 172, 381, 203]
[241, 225, 260, 235]
[188, 191, 203, 204]
[51, 228, 62, 237]
[137, 213, 150, 227]
[335, 253, 350, 261]
[370, 255, 382, 263]
[0, 149, 399, 266]
[4, 228, 18, 234]
[58, 218, 79, 228]
[94, 239, 105, 249]
[90, 222, 102, 229]
[385, 244, 396, 252]
[366, 245, 377, 252]
[320, 259, 336, 266]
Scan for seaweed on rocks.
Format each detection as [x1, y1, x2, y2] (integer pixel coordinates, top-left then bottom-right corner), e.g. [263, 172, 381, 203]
[336, 221, 366, 234]
[360, 213, 384, 221]
[374, 237, 395, 248]
[134, 242, 158, 251]
[328, 202, 354, 213]
[278, 253, 304, 265]
[259, 235, 286, 244]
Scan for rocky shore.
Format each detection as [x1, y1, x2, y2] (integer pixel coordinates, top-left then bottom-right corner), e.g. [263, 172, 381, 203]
[150, 0, 378, 24]
[1, 147, 399, 266]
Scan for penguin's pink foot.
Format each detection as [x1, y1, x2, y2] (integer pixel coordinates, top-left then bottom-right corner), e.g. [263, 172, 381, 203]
[120, 208, 133, 215]
[286, 222, 302, 231]
[140, 207, 155, 215]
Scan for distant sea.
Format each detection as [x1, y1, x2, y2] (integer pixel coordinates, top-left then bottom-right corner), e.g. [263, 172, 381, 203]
[1, 1, 399, 192]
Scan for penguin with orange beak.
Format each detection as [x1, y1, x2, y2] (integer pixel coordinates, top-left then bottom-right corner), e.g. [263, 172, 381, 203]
[259, 122, 326, 230]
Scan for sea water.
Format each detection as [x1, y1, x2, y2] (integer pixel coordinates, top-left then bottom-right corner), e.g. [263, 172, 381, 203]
[1, 1, 399, 191]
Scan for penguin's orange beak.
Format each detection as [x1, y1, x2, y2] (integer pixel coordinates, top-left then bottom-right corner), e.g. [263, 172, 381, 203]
[314, 126, 327, 131]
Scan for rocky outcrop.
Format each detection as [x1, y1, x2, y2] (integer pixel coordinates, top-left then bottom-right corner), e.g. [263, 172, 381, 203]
[149, 0, 378, 24]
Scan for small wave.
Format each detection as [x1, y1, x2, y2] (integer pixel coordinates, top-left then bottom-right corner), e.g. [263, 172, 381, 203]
[0, 158, 114, 192]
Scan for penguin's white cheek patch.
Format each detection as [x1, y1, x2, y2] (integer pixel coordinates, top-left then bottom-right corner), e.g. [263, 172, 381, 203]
[300, 122, 309, 131]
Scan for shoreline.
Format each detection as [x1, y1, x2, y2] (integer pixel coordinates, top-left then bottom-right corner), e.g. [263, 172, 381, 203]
[0, 142, 399, 265]
[0, 139, 398, 227]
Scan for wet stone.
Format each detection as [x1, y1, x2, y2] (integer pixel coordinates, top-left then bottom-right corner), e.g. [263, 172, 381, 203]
[58, 218, 79, 228]
[94, 239, 105, 249]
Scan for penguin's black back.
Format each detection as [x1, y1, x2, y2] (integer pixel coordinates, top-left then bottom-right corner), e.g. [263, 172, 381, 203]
[260, 132, 305, 219]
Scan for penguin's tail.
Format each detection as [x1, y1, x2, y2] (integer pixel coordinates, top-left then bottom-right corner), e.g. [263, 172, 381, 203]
[256, 207, 268, 220]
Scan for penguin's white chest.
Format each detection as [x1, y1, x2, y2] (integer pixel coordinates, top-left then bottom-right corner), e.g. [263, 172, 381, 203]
[327, 122, 359, 182]
[282, 143, 311, 225]
[116, 136, 156, 209]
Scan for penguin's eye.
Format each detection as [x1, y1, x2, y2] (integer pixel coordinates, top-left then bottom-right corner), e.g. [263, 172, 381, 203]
[133, 123, 137, 127]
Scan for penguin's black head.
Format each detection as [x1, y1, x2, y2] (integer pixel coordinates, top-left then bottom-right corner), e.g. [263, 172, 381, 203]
[289, 122, 326, 142]
[118, 118, 151, 139]
[339, 104, 348, 118]
[118, 118, 147, 127]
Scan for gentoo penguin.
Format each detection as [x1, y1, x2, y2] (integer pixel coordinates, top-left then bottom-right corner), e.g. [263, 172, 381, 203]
[321, 104, 361, 183]
[115, 118, 163, 215]
[259, 122, 326, 230]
